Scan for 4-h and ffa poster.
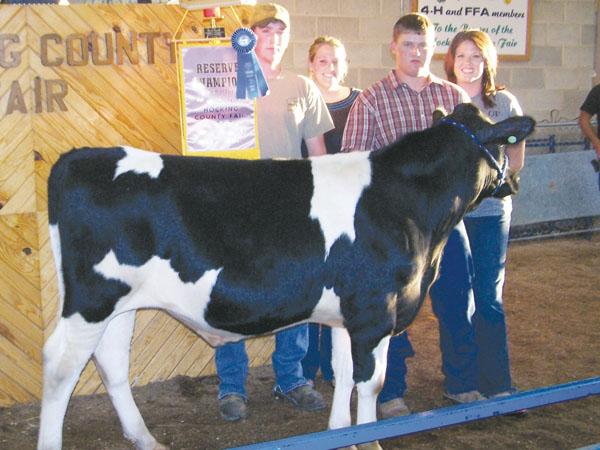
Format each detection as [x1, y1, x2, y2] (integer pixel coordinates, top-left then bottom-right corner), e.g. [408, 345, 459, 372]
[412, 0, 532, 61]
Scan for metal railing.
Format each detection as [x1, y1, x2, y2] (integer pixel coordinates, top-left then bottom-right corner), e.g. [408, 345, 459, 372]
[525, 120, 591, 154]
[231, 377, 600, 450]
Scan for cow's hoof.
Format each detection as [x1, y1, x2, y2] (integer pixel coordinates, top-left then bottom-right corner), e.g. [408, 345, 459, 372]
[357, 441, 383, 450]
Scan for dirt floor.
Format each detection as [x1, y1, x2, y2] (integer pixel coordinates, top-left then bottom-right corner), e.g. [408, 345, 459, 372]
[1, 236, 599, 450]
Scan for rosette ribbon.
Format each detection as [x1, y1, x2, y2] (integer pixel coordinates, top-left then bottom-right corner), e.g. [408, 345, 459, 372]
[231, 28, 269, 100]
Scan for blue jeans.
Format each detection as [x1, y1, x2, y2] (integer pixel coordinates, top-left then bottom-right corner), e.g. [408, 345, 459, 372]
[302, 323, 334, 382]
[215, 324, 309, 400]
[430, 221, 478, 395]
[380, 222, 477, 402]
[464, 213, 514, 396]
[378, 331, 414, 403]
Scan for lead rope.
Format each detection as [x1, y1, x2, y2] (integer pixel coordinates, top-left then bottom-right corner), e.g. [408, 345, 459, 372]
[439, 117, 508, 195]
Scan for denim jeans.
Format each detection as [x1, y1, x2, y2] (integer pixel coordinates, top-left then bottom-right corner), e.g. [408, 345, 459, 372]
[464, 213, 514, 396]
[430, 221, 478, 395]
[378, 331, 414, 403]
[302, 323, 334, 382]
[380, 222, 477, 402]
[215, 324, 309, 400]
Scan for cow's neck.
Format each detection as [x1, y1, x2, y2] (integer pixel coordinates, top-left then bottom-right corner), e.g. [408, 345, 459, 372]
[372, 134, 483, 240]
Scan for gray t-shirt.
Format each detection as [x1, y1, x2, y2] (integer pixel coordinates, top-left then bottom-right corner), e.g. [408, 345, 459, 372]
[468, 90, 523, 217]
[256, 70, 333, 159]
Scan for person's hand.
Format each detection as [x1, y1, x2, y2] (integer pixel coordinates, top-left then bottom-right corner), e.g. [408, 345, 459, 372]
[593, 141, 600, 160]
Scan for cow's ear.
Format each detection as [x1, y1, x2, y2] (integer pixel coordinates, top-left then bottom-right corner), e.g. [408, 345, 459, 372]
[432, 107, 447, 125]
[475, 115, 536, 144]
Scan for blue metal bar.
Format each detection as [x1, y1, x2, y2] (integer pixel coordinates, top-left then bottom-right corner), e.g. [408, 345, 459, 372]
[231, 377, 600, 450]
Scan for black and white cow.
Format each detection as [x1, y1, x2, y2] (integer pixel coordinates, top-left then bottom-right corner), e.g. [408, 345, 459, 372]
[38, 104, 534, 450]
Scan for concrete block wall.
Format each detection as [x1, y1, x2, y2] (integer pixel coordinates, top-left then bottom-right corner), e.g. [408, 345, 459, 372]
[67, 0, 598, 123]
[268, 0, 598, 124]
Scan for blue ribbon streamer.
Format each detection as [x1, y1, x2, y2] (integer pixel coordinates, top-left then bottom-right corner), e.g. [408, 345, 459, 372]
[231, 28, 269, 100]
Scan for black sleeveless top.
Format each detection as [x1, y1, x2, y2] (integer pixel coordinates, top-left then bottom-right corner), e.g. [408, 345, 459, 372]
[301, 88, 361, 157]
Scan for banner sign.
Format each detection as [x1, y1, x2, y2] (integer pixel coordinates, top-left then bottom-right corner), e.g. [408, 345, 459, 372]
[177, 42, 259, 158]
[411, 0, 532, 61]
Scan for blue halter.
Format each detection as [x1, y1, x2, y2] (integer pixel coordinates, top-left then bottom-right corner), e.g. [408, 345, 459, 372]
[440, 117, 508, 196]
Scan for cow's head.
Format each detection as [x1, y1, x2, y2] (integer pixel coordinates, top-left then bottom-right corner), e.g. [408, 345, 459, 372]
[433, 103, 535, 199]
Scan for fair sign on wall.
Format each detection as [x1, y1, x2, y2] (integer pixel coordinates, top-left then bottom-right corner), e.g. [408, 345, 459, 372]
[411, 0, 533, 61]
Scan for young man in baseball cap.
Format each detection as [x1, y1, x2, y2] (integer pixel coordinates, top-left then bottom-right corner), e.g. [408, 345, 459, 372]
[214, 3, 333, 421]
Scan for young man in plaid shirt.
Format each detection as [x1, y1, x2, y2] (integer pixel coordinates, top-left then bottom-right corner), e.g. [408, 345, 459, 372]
[341, 13, 485, 418]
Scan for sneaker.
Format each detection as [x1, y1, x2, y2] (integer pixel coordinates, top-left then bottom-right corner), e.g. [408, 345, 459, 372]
[489, 390, 528, 416]
[219, 394, 248, 421]
[378, 397, 411, 419]
[444, 390, 485, 404]
[273, 384, 326, 411]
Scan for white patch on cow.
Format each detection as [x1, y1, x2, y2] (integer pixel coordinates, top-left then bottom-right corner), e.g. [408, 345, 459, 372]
[309, 287, 343, 327]
[113, 146, 164, 180]
[309, 152, 372, 258]
[93, 251, 244, 346]
[329, 327, 353, 429]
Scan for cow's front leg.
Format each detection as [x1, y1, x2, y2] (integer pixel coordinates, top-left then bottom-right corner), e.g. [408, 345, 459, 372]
[328, 327, 354, 430]
[329, 329, 388, 449]
[347, 330, 390, 450]
[356, 335, 389, 425]
[93, 311, 167, 450]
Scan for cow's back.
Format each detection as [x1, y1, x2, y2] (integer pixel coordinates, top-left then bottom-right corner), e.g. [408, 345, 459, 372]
[48, 148, 332, 329]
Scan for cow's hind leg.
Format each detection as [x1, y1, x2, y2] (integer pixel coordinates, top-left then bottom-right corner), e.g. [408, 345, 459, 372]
[93, 311, 167, 450]
[38, 315, 106, 450]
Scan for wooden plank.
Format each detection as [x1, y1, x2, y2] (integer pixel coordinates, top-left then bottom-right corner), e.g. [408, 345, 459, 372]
[184, 339, 218, 377]
[0, 295, 42, 350]
[0, 303, 42, 363]
[26, 7, 182, 152]
[170, 332, 214, 377]
[129, 315, 178, 383]
[250, 336, 276, 367]
[0, 366, 37, 406]
[0, 3, 24, 27]
[67, 5, 182, 103]
[135, 320, 191, 383]
[0, 215, 39, 289]
[129, 313, 174, 373]
[131, 309, 160, 337]
[0, 337, 42, 395]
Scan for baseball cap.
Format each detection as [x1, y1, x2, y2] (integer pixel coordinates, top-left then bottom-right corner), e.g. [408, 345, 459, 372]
[249, 3, 290, 29]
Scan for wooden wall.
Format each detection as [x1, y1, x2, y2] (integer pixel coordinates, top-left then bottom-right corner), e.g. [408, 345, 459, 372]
[0, 4, 274, 407]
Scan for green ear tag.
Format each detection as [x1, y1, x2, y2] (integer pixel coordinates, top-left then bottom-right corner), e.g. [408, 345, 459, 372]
[507, 136, 517, 144]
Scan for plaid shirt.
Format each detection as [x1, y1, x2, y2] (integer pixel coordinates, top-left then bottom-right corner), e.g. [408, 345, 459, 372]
[341, 70, 470, 152]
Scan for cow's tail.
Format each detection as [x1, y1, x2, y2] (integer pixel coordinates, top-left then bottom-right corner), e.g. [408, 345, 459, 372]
[47, 151, 72, 227]
[47, 150, 76, 315]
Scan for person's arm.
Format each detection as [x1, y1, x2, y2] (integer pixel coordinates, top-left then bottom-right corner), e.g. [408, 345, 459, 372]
[579, 110, 600, 159]
[340, 96, 375, 152]
[305, 134, 327, 156]
[506, 140, 525, 172]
